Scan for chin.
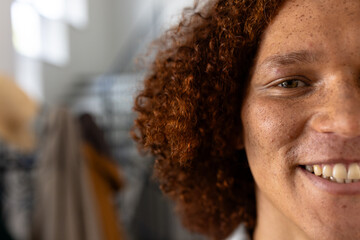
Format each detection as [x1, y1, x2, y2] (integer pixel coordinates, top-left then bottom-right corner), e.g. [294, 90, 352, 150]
[303, 221, 360, 240]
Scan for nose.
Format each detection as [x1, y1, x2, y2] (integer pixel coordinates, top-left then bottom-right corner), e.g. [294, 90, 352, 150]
[310, 81, 360, 138]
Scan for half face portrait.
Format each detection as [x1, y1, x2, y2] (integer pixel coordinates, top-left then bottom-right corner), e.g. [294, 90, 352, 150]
[133, 0, 360, 239]
[242, 0, 360, 239]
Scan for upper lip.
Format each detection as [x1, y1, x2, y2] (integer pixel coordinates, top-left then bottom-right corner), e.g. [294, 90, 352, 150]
[288, 134, 360, 167]
[299, 158, 360, 166]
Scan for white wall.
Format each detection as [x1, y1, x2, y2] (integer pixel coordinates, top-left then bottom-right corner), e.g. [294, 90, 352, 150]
[0, 0, 15, 77]
[43, 0, 120, 104]
[0, 0, 197, 104]
[40, 0, 195, 104]
[111, 0, 195, 72]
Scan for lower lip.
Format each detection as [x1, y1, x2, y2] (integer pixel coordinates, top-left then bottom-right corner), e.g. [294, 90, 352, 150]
[300, 167, 360, 195]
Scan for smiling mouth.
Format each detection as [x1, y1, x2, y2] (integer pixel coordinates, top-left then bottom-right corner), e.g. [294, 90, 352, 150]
[301, 163, 360, 184]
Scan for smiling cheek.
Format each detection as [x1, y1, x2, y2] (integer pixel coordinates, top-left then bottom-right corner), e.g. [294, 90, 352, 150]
[241, 95, 307, 185]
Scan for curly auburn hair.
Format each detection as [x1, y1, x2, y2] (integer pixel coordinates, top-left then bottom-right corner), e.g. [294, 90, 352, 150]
[132, 0, 286, 239]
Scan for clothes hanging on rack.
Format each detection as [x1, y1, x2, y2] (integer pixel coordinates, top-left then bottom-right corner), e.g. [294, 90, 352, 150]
[78, 113, 111, 156]
[0, 75, 38, 152]
[0, 216, 13, 240]
[82, 143, 125, 240]
[31, 108, 102, 240]
[0, 165, 14, 240]
[0, 74, 38, 240]
[78, 112, 125, 240]
[67, 75, 205, 239]
[0, 143, 35, 240]
[3, 168, 32, 240]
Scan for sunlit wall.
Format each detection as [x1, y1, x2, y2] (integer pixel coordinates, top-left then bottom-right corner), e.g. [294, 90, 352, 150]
[9, 0, 194, 105]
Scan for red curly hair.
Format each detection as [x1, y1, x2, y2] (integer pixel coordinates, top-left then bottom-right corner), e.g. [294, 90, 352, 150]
[132, 0, 286, 239]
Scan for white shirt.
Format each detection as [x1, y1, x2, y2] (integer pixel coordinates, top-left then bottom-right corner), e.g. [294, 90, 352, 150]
[226, 224, 251, 240]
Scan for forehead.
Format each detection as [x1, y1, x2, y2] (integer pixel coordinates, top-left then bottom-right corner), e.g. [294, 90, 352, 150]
[254, 0, 360, 68]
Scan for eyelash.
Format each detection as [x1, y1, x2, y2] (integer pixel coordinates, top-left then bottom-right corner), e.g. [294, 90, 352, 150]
[277, 79, 308, 88]
[263, 76, 312, 98]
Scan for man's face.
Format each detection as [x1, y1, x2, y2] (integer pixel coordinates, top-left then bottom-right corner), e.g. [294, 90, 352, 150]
[241, 0, 360, 239]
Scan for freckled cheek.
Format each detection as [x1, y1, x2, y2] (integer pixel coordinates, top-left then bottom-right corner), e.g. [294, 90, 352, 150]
[242, 99, 303, 156]
[242, 99, 306, 188]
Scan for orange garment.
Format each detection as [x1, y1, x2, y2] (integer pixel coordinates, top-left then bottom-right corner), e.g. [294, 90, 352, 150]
[0, 74, 38, 151]
[82, 143, 125, 240]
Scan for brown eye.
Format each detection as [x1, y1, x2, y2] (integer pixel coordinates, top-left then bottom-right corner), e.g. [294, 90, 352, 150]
[278, 79, 306, 88]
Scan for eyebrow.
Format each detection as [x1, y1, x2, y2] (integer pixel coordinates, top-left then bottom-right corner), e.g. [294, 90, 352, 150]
[258, 50, 320, 70]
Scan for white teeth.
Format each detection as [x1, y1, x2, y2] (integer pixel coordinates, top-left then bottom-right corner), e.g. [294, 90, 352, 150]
[314, 165, 322, 176]
[304, 162, 360, 184]
[322, 165, 332, 178]
[336, 178, 345, 183]
[333, 164, 347, 182]
[348, 163, 360, 180]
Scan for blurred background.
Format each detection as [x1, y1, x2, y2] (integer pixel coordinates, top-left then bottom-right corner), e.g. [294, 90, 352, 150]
[0, 0, 207, 239]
